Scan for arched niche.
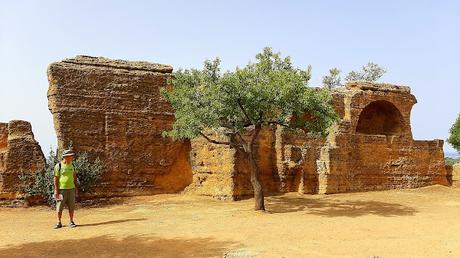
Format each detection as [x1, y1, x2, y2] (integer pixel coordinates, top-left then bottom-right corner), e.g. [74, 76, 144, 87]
[356, 100, 404, 135]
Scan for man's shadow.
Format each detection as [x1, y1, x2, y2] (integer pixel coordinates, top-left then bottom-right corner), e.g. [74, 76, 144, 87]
[77, 218, 147, 227]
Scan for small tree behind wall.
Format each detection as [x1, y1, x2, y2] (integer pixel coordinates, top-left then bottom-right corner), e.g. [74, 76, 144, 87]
[448, 113, 460, 153]
[162, 47, 338, 211]
[322, 62, 387, 89]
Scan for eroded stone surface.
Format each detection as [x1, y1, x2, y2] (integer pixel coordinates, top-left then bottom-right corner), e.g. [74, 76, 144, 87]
[47, 56, 192, 197]
[47, 56, 449, 199]
[452, 163, 460, 185]
[316, 82, 447, 193]
[189, 82, 449, 198]
[0, 120, 45, 199]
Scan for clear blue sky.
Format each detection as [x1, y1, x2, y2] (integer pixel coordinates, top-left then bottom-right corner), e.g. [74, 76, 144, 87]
[1, 0, 459, 154]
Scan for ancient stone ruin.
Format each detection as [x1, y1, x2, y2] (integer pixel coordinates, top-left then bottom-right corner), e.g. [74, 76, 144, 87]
[0, 120, 45, 200]
[452, 163, 460, 184]
[48, 56, 192, 197]
[47, 56, 449, 199]
[189, 82, 448, 199]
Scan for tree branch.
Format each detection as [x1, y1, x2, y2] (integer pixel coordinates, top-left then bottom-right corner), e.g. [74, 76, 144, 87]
[199, 132, 231, 146]
[265, 121, 291, 128]
[220, 85, 252, 126]
[236, 98, 253, 124]
[235, 132, 246, 145]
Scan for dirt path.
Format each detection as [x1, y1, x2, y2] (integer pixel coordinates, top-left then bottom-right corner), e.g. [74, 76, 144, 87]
[1, 185, 459, 257]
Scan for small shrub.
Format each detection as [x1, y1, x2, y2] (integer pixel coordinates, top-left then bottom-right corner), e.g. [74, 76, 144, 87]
[20, 149, 102, 206]
[445, 157, 460, 166]
[73, 152, 103, 193]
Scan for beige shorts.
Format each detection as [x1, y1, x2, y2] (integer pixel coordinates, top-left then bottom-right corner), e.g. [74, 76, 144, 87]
[56, 188, 76, 212]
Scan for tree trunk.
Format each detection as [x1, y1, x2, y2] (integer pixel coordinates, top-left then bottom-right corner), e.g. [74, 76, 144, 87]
[247, 125, 265, 211]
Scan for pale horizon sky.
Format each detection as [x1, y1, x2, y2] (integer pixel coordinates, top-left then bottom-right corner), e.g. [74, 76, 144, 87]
[1, 0, 459, 155]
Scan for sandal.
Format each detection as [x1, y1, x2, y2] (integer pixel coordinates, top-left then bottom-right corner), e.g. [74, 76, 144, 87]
[54, 222, 62, 229]
[69, 221, 77, 228]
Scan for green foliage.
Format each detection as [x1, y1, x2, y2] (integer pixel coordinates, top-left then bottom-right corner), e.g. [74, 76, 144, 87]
[447, 113, 460, 153]
[20, 149, 102, 206]
[322, 68, 342, 89]
[73, 152, 103, 193]
[445, 156, 460, 166]
[162, 47, 339, 141]
[19, 149, 60, 205]
[345, 62, 386, 82]
[322, 62, 386, 89]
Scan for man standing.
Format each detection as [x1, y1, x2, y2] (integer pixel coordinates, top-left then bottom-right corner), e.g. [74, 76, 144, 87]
[54, 149, 78, 229]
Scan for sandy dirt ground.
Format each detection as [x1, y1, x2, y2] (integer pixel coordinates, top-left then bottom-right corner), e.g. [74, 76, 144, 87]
[0, 185, 459, 258]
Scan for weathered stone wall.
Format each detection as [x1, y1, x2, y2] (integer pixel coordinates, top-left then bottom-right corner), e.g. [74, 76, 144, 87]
[186, 130, 236, 199]
[47, 56, 448, 199]
[452, 163, 460, 185]
[190, 82, 449, 198]
[321, 135, 447, 193]
[0, 120, 45, 199]
[47, 56, 192, 197]
[186, 92, 348, 199]
[186, 128, 279, 200]
[276, 129, 326, 194]
[317, 83, 448, 193]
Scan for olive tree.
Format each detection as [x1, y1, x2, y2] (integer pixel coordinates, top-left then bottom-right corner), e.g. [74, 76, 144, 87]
[162, 47, 338, 211]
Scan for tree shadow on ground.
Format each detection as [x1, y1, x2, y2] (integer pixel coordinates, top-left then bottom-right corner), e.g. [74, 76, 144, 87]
[265, 195, 417, 217]
[0, 235, 239, 258]
[77, 218, 147, 227]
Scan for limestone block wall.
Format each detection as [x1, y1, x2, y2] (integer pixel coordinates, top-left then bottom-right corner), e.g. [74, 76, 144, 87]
[186, 131, 237, 199]
[276, 128, 325, 194]
[47, 55, 449, 199]
[321, 135, 447, 193]
[318, 82, 448, 193]
[452, 163, 460, 184]
[187, 128, 279, 200]
[47, 56, 192, 197]
[190, 82, 449, 198]
[274, 92, 347, 195]
[187, 91, 349, 199]
[0, 120, 45, 199]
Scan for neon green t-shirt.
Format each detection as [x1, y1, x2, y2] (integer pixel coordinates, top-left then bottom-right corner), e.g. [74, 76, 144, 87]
[54, 161, 77, 189]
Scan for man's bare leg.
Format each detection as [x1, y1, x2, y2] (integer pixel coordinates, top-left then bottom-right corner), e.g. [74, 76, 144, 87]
[54, 211, 63, 229]
[69, 209, 74, 222]
[57, 211, 62, 223]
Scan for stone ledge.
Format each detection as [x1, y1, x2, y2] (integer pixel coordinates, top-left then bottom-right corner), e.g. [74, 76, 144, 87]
[59, 55, 173, 73]
[346, 81, 411, 93]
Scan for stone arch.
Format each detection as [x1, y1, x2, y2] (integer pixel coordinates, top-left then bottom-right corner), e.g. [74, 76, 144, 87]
[356, 100, 404, 135]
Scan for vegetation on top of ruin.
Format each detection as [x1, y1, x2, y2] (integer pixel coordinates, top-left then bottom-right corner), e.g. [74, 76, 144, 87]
[322, 68, 342, 90]
[448, 113, 460, 154]
[161, 47, 339, 210]
[322, 62, 387, 89]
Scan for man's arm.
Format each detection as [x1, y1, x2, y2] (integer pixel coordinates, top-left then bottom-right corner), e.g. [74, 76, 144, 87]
[73, 171, 78, 197]
[54, 176, 60, 199]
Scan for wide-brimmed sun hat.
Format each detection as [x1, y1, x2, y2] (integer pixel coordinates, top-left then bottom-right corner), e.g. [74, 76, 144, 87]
[62, 149, 75, 157]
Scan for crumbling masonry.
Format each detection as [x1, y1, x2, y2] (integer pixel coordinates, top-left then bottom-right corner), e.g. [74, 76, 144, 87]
[47, 56, 192, 197]
[47, 56, 448, 199]
[0, 120, 45, 200]
[188, 82, 448, 199]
